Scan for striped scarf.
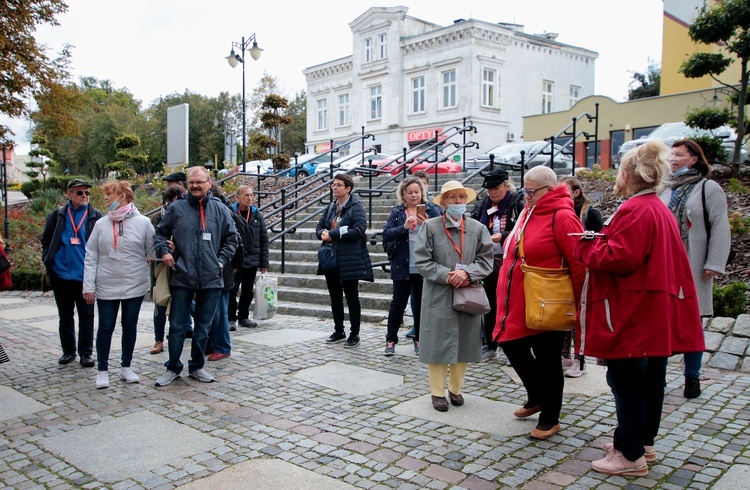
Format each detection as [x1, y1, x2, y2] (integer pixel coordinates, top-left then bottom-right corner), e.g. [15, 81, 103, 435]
[663, 168, 703, 244]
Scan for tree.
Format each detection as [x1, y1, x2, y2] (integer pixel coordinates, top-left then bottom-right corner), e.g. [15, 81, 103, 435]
[26, 135, 54, 185]
[679, 0, 750, 177]
[248, 72, 282, 128]
[248, 94, 292, 172]
[0, 0, 71, 144]
[107, 134, 148, 179]
[628, 60, 661, 100]
[281, 90, 307, 155]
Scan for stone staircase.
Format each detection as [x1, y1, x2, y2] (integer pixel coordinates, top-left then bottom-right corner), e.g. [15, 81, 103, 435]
[267, 172, 483, 325]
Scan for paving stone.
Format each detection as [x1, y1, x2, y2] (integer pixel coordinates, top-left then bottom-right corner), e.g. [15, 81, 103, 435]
[703, 331, 726, 352]
[732, 314, 750, 338]
[720, 337, 749, 356]
[707, 353, 740, 371]
[707, 317, 735, 334]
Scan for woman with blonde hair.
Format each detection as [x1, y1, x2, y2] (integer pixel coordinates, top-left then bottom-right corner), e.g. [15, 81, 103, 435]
[83, 181, 155, 389]
[577, 141, 703, 476]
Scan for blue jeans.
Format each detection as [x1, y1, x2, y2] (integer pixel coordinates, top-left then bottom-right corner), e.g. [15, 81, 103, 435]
[96, 296, 144, 371]
[166, 286, 220, 374]
[606, 357, 668, 462]
[207, 290, 231, 355]
[684, 351, 703, 379]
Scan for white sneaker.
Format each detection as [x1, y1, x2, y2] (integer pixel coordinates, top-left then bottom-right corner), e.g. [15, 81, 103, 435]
[565, 361, 587, 378]
[155, 370, 180, 387]
[561, 357, 574, 371]
[95, 371, 109, 389]
[189, 368, 215, 383]
[119, 367, 140, 384]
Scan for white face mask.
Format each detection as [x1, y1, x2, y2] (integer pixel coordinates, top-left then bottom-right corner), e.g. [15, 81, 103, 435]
[446, 204, 466, 218]
[671, 165, 690, 176]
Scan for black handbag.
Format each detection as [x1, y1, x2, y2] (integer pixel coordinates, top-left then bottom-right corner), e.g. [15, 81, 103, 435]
[318, 244, 338, 271]
[0, 253, 9, 274]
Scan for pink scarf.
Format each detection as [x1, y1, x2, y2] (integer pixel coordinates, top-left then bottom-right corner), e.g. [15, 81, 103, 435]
[108, 202, 133, 221]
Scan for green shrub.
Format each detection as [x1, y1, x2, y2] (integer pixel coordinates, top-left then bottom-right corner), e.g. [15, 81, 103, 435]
[20, 180, 42, 199]
[10, 269, 44, 291]
[713, 282, 748, 318]
[30, 188, 65, 214]
[727, 178, 750, 194]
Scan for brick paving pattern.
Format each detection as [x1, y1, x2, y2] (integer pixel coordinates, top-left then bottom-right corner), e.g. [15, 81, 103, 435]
[0, 290, 749, 489]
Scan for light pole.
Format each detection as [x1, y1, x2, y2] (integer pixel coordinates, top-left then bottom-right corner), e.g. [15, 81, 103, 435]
[226, 34, 262, 173]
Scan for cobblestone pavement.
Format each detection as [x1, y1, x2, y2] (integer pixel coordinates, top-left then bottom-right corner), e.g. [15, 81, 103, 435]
[1, 290, 749, 489]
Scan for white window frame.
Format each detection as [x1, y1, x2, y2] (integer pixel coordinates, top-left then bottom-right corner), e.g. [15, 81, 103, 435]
[411, 76, 425, 113]
[338, 94, 350, 127]
[441, 69, 457, 109]
[481, 68, 498, 108]
[542, 80, 554, 114]
[377, 33, 387, 59]
[370, 85, 383, 120]
[364, 37, 373, 63]
[569, 85, 581, 108]
[316, 98, 328, 131]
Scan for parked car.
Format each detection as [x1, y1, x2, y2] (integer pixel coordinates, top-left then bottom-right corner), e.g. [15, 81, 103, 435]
[314, 152, 389, 176]
[616, 122, 749, 164]
[465, 141, 575, 171]
[282, 153, 333, 177]
[374, 150, 458, 175]
[245, 159, 273, 174]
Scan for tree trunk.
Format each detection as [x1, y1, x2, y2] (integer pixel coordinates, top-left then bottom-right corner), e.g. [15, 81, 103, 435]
[733, 58, 748, 178]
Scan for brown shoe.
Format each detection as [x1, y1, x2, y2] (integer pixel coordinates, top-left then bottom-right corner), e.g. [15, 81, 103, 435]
[431, 395, 449, 412]
[149, 341, 163, 355]
[530, 423, 561, 440]
[448, 391, 464, 406]
[513, 404, 541, 418]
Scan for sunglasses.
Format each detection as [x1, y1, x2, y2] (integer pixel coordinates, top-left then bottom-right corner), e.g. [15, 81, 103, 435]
[520, 185, 549, 198]
[75, 190, 91, 196]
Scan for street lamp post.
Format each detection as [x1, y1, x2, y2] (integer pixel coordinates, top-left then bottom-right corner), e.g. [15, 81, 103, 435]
[226, 34, 263, 173]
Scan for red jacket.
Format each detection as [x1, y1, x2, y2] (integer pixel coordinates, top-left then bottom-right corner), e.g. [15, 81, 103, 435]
[0, 244, 11, 289]
[575, 191, 704, 359]
[494, 185, 585, 343]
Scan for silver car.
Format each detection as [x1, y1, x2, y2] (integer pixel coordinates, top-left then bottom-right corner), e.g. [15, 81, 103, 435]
[465, 141, 575, 171]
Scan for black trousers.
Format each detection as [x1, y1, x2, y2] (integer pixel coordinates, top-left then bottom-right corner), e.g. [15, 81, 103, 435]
[385, 274, 423, 343]
[229, 267, 258, 321]
[482, 257, 502, 349]
[50, 272, 94, 357]
[324, 269, 360, 336]
[606, 357, 667, 462]
[501, 331, 566, 426]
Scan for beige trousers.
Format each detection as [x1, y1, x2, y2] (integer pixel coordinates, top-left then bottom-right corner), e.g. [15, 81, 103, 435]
[427, 362, 468, 397]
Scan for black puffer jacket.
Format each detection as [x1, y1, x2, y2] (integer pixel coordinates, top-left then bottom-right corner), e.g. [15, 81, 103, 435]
[154, 192, 238, 290]
[315, 194, 374, 283]
[231, 203, 269, 270]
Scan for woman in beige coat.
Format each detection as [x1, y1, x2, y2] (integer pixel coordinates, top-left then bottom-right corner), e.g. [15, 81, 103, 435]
[415, 181, 493, 412]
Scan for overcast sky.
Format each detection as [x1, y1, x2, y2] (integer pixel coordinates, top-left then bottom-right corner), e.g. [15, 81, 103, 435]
[3, 0, 664, 154]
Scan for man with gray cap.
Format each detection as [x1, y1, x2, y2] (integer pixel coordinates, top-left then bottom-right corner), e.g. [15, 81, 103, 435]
[470, 169, 524, 362]
[42, 178, 103, 366]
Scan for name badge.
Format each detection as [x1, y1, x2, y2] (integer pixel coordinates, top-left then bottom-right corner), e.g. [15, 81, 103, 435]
[70, 237, 81, 245]
[202, 232, 212, 241]
[108, 250, 122, 260]
[487, 206, 498, 215]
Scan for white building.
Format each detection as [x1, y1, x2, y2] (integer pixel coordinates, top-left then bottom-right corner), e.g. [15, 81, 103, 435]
[303, 6, 598, 159]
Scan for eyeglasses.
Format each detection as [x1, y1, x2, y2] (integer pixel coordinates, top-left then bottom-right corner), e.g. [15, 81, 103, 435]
[331, 183, 346, 188]
[75, 190, 91, 196]
[521, 185, 549, 198]
[187, 180, 209, 186]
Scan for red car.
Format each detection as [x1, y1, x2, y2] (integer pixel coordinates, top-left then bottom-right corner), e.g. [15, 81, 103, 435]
[375, 150, 461, 175]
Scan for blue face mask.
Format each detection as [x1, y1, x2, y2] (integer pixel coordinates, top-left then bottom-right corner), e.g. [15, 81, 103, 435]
[446, 204, 466, 219]
[108, 199, 120, 212]
[671, 165, 690, 176]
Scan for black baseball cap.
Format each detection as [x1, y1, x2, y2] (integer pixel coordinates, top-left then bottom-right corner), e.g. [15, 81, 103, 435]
[163, 171, 187, 182]
[482, 169, 509, 189]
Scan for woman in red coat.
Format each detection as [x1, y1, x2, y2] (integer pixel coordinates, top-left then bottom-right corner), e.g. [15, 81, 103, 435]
[493, 165, 585, 440]
[0, 236, 11, 290]
[576, 141, 703, 477]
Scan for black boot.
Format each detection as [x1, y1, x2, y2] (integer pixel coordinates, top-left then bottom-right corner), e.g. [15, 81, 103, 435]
[684, 377, 701, 399]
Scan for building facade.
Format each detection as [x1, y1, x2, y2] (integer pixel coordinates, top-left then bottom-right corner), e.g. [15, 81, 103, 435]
[303, 6, 597, 159]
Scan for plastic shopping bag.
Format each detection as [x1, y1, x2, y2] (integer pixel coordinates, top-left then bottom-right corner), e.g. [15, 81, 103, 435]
[253, 273, 278, 320]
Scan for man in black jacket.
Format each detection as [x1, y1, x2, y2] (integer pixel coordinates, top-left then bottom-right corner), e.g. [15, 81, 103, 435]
[41, 179, 103, 367]
[470, 169, 524, 362]
[229, 185, 269, 328]
[153, 167, 238, 386]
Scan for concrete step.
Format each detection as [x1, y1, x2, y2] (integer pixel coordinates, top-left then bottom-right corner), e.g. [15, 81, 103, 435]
[280, 286, 394, 311]
[277, 272, 395, 295]
[276, 300, 393, 326]
[269, 259, 391, 279]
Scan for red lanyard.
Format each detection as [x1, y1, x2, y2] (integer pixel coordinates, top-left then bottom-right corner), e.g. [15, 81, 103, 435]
[67, 206, 88, 238]
[111, 221, 123, 250]
[443, 215, 464, 261]
[199, 198, 206, 231]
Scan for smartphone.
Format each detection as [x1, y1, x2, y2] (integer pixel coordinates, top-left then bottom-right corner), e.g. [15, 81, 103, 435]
[416, 204, 427, 218]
